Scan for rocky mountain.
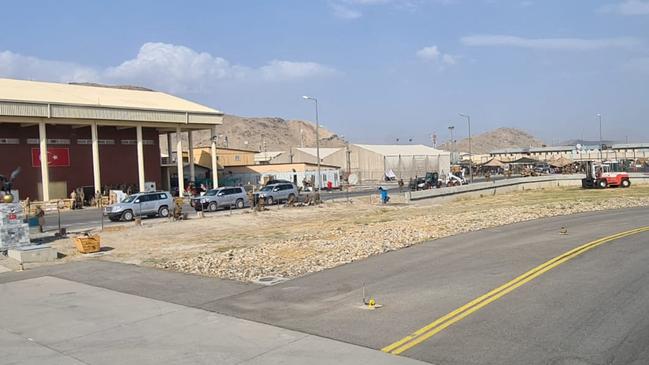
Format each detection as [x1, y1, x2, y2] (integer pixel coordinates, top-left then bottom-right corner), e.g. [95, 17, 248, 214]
[438, 127, 545, 155]
[160, 114, 346, 154]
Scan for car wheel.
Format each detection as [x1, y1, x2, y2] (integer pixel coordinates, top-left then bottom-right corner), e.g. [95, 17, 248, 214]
[209, 202, 218, 212]
[622, 179, 631, 188]
[235, 199, 244, 209]
[122, 210, 134, 221]
[158, 206, 169, 217]
[287, 193, 296, 202]
[266, 196, 274, 205]
[598, 180, 608, 189]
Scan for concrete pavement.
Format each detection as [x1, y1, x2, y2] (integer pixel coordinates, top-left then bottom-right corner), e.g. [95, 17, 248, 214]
[0, 276, 425, 365]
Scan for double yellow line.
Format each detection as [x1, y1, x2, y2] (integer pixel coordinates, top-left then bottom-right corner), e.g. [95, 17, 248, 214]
[382, 226, 649, 355]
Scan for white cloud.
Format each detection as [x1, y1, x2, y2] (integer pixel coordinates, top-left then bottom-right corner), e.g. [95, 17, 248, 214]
[599, 0, 649, 15]
[416, 46, 441, 61]
[259, 60, 337, 81]
[104, 43, 248, 93]
[329, 0, 432, 19]
[416, 45, 457, 66]
[442, 54, 457, 65]
[0, 51, 98, 83]
[330, 2, 363, 19]
[0, 43, 337, 93]
[460, 35, 642, 50]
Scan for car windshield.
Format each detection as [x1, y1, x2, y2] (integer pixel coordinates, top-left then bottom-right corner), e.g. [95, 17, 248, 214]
[261, 186, 274, 192]
[205, 190, 219, 196]
[121, 195, 138, 203]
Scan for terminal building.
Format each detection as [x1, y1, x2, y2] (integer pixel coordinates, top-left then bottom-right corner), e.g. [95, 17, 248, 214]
[0, 78, 223, 201]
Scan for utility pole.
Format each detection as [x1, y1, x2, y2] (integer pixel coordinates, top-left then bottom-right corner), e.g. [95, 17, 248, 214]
[448, 125, 455, 163]
[302, 96, 322, 190]
[597, 113, 603, 162]
[459, 113, 473, 183]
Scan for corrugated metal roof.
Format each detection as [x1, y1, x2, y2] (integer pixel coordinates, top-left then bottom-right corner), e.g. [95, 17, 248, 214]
[295, 147, 343, 158]
[354, 144, 449, 156]
[0, 78, 221, 114]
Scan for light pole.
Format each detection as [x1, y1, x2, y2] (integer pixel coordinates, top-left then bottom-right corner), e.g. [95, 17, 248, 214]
[459, 113, 473, 183]
[597, 113, 603, 162]
[302, 96, 322, 190]
[448, 125, 455, 163]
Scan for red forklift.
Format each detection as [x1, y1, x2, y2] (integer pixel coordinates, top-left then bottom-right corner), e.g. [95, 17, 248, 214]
[581, 161, 630, 189]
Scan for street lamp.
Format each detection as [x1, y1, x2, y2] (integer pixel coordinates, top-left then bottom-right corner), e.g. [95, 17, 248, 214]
[459, 113, 473, 183]
[302, 95, 322, 190]
[597, 113, 603, 162]
[448, 125, 455, 163]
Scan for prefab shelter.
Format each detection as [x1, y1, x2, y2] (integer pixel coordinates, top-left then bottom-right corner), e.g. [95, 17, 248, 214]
[347, 144, 451, 183]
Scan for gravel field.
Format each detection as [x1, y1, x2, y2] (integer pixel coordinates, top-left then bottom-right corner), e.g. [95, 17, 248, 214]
[49, 185, 649, 282]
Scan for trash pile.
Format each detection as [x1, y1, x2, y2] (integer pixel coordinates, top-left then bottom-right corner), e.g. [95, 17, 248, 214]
[0, 203, 30, 251]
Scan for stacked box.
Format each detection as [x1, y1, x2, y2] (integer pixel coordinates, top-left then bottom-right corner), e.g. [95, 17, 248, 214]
[0, 203, 31, 250]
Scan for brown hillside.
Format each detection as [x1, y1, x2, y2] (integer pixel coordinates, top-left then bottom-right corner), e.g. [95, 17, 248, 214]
[160, 115, 345, 154]
[438, 127, 545, 155]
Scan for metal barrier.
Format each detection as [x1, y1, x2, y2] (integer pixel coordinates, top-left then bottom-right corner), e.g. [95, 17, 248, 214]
[406, 173, 649, 201]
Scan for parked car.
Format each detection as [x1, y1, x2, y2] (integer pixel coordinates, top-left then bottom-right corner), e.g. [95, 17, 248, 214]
[254, 183, 298, 205]
[191, 187, 249, 212]
[264, 179, 293, 186]
[104, 191, 173, 221]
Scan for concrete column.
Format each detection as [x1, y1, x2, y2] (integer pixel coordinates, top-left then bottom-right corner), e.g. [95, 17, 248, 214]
[211, 126, 219, 188]
[38, 121, 50, 201]
[166, 133, 173, 162]
[176, 126, 184, 195]
[136, 125, 145, 192]
[91, 122, 101, 200]
[188, 130, 195, 183]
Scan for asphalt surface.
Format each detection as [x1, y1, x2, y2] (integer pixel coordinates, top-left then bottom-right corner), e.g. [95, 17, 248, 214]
[207, 207, 649, 364]
[44, 174, 511, 232]
[5, 206, 648, 363]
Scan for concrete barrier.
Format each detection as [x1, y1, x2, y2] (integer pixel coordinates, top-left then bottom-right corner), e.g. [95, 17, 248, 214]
[406, 173, 649, 202]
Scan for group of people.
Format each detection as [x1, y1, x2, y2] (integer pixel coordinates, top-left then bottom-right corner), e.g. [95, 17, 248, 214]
[69, 188, 85, 209]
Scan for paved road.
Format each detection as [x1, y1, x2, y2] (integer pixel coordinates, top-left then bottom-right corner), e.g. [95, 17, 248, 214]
[207, 207, 649, 364]
[44, 174, 513, 231]
[6, 206, 648, 363]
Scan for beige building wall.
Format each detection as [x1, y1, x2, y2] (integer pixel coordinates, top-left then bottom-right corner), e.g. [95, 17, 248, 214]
[193, 147, 256, 168]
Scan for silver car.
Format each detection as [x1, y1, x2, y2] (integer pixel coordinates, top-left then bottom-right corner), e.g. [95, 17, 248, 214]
[254, 183, 298, 205]
[104, 191, 173, 221]
[192, 187, 249, 212]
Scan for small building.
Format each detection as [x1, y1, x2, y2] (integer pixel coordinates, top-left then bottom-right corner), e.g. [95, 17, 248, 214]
[192, 147, 257, 168]
[220, 163, 341, 189]
[0, 78, 223, 201]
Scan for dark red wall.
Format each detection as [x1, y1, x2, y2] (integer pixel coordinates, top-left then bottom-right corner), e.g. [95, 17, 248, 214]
[0, 123, 161, 199]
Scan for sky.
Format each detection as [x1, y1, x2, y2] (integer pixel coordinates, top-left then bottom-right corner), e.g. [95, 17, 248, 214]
[0, 0, 648, 145]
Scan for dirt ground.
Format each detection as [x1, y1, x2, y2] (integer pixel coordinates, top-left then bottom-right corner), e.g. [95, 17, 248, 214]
[51, 185, 649, 281]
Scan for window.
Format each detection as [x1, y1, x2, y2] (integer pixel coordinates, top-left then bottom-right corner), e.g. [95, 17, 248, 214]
[235, 155, 240, 161]
[141, 194, 155, 202]
[158, 193, 167, 200]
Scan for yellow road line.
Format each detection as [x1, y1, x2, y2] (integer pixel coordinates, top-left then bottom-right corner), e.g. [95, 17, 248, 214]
[382, 226, 649, 355]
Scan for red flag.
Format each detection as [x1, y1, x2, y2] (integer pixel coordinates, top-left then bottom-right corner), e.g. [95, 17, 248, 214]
[31, 148, 70, 167]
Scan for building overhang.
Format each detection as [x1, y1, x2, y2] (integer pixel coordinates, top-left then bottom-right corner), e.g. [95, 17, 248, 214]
[0, 100, 222, 129]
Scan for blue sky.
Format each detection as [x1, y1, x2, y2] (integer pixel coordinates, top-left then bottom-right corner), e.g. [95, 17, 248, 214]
[0, 0, 648, 145]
